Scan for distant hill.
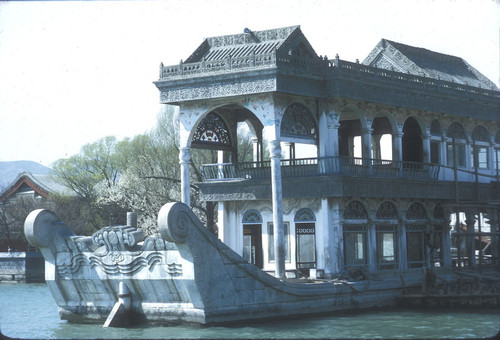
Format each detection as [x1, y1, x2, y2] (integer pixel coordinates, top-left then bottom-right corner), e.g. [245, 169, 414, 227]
[0, 161, 53, 189]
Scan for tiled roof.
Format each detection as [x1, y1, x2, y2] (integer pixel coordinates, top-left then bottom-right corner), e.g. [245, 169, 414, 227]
[0, 172, 73, 202]
[185, 25, 311, 63]
[363, 39, 498, 90]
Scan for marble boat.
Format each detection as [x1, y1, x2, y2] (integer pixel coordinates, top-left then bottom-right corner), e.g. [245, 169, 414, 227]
[24, 202, 435, 326]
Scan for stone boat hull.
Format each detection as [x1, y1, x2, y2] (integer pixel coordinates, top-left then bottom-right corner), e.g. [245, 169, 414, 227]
[25, 202, 429, 325]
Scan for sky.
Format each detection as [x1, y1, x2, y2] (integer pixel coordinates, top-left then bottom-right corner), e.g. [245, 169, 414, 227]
[0, 0, 499, 167]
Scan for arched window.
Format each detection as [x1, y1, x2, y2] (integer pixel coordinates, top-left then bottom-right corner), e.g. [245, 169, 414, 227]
[242, 210, 262, 223]
[406, 202, 428, 220]
[280, 103, 317, 143]
[406, 202, 428, 268]
[472, 125, 490, 169]
[294, 208, 316, 274]
[376, 201, 398, 219]
[192, 112, 232, 150]
[446, 122, 467, 168]
[294, 208, 316, 222]
[375, 201, 399, 269]
[343, 201, 368, 269]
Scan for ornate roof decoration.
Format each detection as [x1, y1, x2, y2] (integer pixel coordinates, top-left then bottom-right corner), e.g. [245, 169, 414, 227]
[191, 112, 232, 150]
[185, 25, 318, 63]
[344, 201, 368, 220]
[294, 208, 316, 222]
[363, 39, 498, 90]
[280, 103, 318, 143]
[242, 209, 262, 223]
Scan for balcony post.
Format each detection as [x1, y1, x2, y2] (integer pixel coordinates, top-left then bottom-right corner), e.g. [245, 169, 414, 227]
[422, 133, 431, 164]
[179, 147, 191, 207]
[269, 140, 285, 279]
[487, 207, 499, 264]
[465, 209, 477, 267]
[361, 127, 373, 165]
[251, 137, 260, 163]
[393, 132, 403, 162]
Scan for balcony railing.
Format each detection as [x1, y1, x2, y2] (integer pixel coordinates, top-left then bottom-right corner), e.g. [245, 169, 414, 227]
[201, 156, 440, 181]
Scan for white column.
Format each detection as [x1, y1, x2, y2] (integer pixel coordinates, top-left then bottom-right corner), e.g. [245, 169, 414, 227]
[393, 132, 403, 162]
[372, 135, 382, 160]
[488, 143, 495, 178]
[269, 140, 285, 278]
[251, 137, 260, 163]
[361, 127, 373, 161]
[179, 147, 191, 207]
[465, 210, 477, 267]
[367, 221, 377, 272]
[399, 222, 408, 270]
[318, 103, 339, 158]
[441, 226, 452, 268]
[316, 199, 340, 277]
[422, 134, 431, 163]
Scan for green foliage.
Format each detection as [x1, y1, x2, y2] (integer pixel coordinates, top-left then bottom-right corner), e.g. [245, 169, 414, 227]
[52, 104, 255, 236]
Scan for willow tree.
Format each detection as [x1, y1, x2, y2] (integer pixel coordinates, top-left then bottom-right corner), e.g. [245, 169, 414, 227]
[52, 136, 127, 232]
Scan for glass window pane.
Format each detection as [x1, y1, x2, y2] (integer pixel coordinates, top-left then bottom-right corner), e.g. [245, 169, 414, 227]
[382, 233, 395, 261]
[356, 233, 364, 260]
[268, 222, 290, 262]
[478, 147, 488, 169]
[243, 234, 252, 263]
[457, 144, 466, 167]
[407, 232, 424, 265]
[376, 228, 397, 269]
[344, 231, 366, 266]
[297, 234, 315, 264]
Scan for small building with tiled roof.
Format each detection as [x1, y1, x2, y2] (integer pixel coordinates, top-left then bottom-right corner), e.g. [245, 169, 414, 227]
[0, 171, 70, 203]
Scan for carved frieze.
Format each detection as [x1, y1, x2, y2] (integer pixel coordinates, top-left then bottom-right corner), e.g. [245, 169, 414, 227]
[159, 77, 277, 103]
[56, 227, 179, 277]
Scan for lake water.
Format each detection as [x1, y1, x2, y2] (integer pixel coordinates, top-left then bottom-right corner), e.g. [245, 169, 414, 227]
[1, 283, 499, 339]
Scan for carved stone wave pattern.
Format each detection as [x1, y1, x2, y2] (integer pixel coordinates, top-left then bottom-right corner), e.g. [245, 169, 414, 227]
[89, 252, 163, 275]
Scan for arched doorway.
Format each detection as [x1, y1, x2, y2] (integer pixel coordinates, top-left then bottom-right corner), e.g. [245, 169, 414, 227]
[294, 208, 316, 276]
[242, 209, 263, 269]
[402, 117, 423, 163]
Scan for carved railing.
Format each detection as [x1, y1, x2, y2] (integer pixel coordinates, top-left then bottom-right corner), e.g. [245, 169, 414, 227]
[158, 54, 498, 97]
[159, 52, 277, 79]
[158, 52, 331, 80]
[201, 156, 441, 181]
[331, 60, 499, 97]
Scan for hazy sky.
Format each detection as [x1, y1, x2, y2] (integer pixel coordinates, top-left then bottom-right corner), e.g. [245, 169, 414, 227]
[0, 0, 499, 167]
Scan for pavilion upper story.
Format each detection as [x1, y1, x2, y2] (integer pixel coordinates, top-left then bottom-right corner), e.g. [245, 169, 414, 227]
[154, 25, 500, 204]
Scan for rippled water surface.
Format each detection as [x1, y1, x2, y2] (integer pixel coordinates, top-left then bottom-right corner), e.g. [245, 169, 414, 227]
[1, 283, 499, 339]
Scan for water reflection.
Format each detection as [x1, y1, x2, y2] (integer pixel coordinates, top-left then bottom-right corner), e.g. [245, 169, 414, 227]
[1, 283, 499, 339]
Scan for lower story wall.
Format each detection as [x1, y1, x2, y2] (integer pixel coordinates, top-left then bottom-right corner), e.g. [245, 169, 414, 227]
[217, 197, 499, 278]
[0, 251, 45, 283]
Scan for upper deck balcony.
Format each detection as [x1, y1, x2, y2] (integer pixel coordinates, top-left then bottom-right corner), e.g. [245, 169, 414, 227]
[201, 156, 440, 182]
[198, 156, 500, 203]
